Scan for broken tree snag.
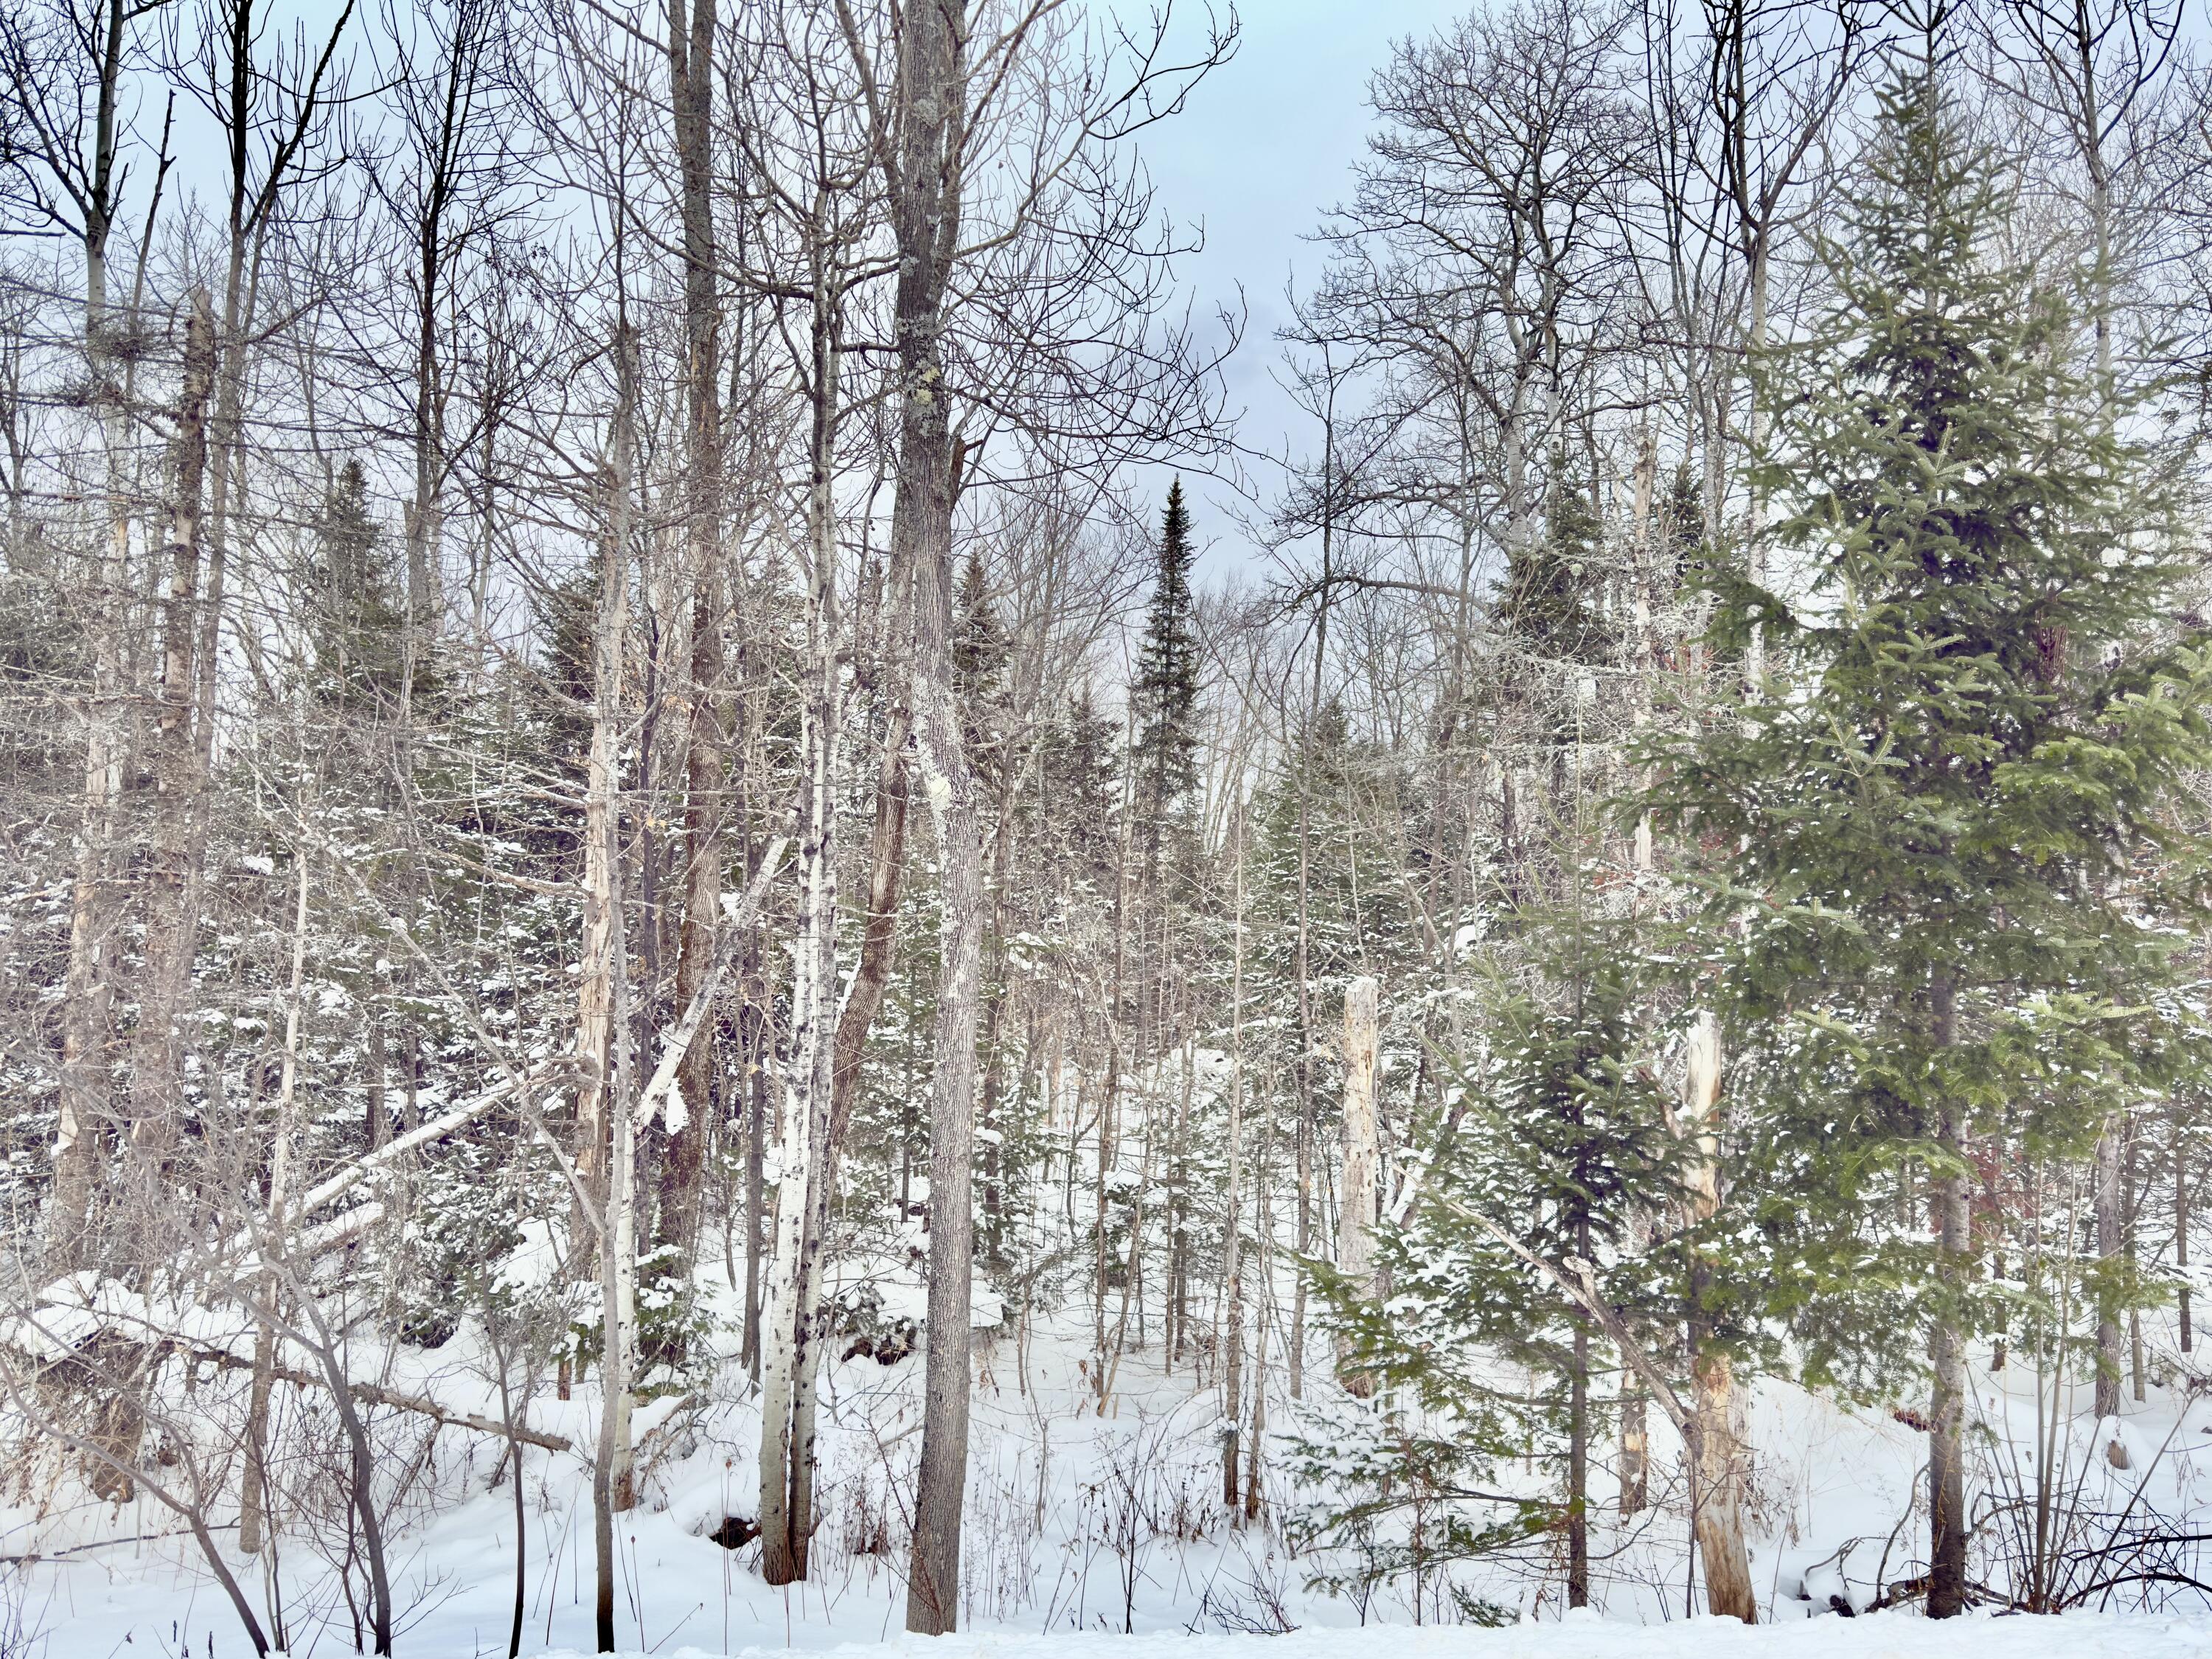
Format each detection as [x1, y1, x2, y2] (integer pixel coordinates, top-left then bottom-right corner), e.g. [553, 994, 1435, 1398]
[1619, 1385, 1647, 1515]
[1338, 975, 1380, 1397]
[1678, 1011, 1756, 1624]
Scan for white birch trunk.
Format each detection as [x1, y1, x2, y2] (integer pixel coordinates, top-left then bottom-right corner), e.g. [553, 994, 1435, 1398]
[758, 302, 843, 1585]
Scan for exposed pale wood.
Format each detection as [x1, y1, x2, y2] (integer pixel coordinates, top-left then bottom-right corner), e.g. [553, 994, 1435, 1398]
[1336, 975, 1380, 1397]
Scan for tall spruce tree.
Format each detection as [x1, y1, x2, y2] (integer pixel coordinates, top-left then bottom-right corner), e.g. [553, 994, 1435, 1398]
[1643, 29, 2212, 1618]
[1132, 479, 1202, 874]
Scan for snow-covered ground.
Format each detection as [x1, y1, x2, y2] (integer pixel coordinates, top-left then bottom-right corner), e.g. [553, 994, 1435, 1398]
[534, 1619, 2212, 1659]
[6, 1270, 2210, 1659]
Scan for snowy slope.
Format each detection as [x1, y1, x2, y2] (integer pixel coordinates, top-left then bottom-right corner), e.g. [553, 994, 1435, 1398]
[530, 1618, 2212, 1659]
[7, 1262, 2211, 1659]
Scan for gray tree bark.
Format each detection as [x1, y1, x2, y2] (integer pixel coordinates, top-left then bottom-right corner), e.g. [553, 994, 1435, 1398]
[662, 0, 727, 1263]
[874, 0, 987, 1630]
[585, 322, 640, 1656]
[2094, 1119, 2125, 1422]
[1927, 975, 1969, 1618]
[128, 288, 215, 1159]
[48, 0, 144, 1262]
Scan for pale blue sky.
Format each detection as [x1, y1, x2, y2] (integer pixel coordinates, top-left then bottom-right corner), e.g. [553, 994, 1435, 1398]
[1127, 1, 1471, 560]
[188, 0, 1470, 568]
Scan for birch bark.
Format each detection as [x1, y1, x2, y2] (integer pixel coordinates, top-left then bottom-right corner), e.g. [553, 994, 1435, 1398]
[757, 296, 844, 1587]
[585, 323, 640, 1655]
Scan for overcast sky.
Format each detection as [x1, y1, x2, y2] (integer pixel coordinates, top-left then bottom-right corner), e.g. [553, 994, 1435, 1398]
[1126, 1, 1469, 571]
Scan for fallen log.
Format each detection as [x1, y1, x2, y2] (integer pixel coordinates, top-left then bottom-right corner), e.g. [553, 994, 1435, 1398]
[7, 1326, 572, 1456]
[179, 1342, 572, 1453]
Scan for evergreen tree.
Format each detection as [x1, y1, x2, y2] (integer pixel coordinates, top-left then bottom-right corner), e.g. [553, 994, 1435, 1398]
[1036, 684, 1120, 893]
[1290, 929, 1684, 1617]
[1500, 453, 1610, 664]
[307, 460, 411, 713]
[1131, 478, 1202, 869]
[1643, 38, 2212, 1618]
[1251, 700, 1419, 988]
[535, 557, 601, 776]
[953, 548, 1009, 787]
[1660, 461, 1709, 597]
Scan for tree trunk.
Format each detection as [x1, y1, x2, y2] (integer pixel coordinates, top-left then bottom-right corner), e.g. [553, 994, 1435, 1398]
[240, 830, 310, 1557]
[2177, 1106, 2192, 1354]
[661, 0, 726, 1265]
[829, 695, 911, 1143]
[785, 1213, 834, 1577]
[2094, 1119, 2124, 1421]
[1691, 1346, 1755, 1621]
[51, 53, 138, 1257]
[367, 1017, 389, 1150]
[742, 1011, 767, 1377]
[1245, 1094, 1275, 1524]
[1291, 1082, 1311, 1401]
[1568, 1317, 1589, 1608]
[1222, 824, 1247, 1507]
[758, 301, 844, 1587]
[1927, 975, 1969, 1618]
[126, 288, 215, 1161]
[1337, 975, 1380, 1396]
[887, 3, 985, 1629]
[585, 323, 639, 1656]
[1619, 1384, 1647, 1516]
[288, 1290, 396, 1655]
[2127, 1124, 2144, 1402]
[1679, 1012, 1755, 1621]
[904, 488, 987, 1630]
[978, 789, 1018, 1271]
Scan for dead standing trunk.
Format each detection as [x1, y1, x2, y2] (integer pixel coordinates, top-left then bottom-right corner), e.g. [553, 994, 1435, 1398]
[1618, 1384, 1648, 1516]
[1336, 975, 1380, 1397]
[128, 289, 217, 1161]
[1680, 1012, 1755, 1622]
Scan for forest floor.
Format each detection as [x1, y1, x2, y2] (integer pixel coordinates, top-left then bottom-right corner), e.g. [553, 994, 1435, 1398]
[535, 1617, 2212, 1659]
[7, 1254, 2211, 1658]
